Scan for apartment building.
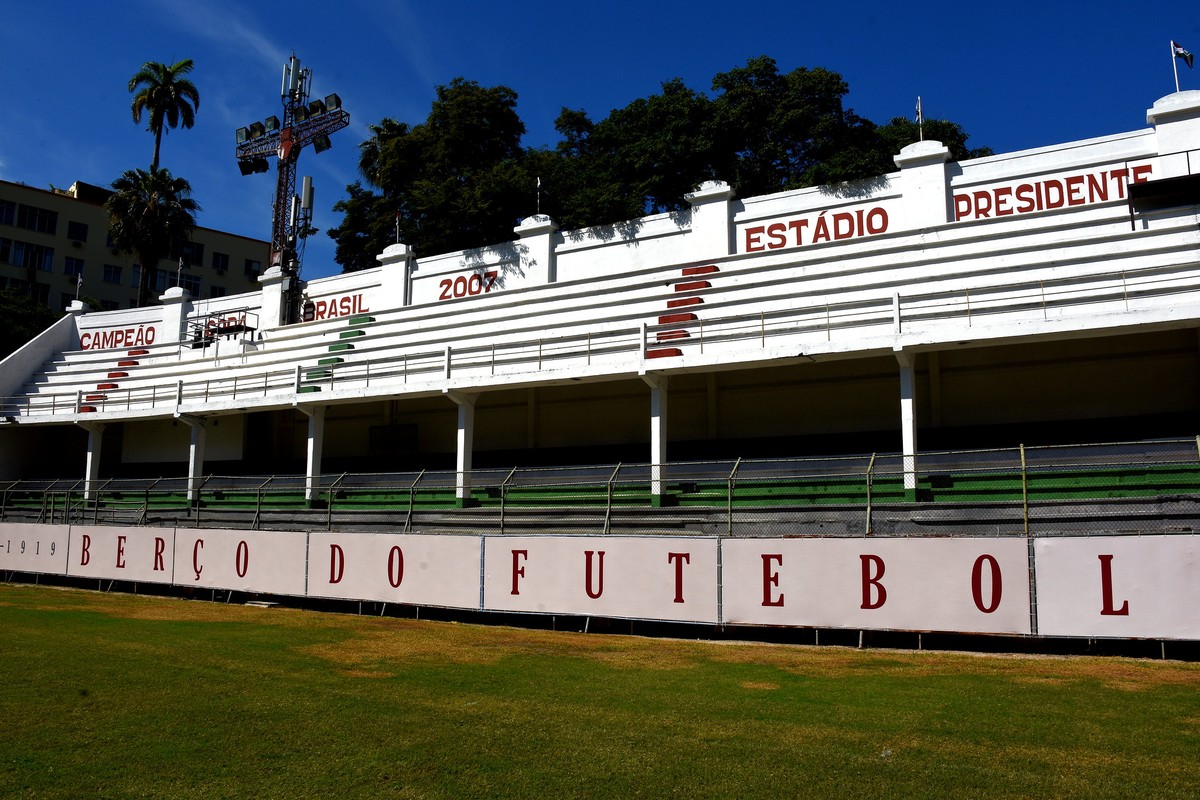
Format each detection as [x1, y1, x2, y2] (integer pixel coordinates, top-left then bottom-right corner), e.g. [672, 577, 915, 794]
[0, 178, 268, 310]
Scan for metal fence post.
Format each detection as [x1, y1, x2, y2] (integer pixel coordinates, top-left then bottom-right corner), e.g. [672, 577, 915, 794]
[603, 463, 622, 534]
[865, 452, 877, 535]
[726, 464, 734, 536]
[1020, 443, 1029, 536]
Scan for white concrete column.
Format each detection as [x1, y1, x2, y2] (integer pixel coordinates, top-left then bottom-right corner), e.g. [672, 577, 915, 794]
[1147, 91, 1200, 175]
[685, 180, 736, 258]
[447, 391, 477, 507]
[895, 349, 918, 493]
[377, 242, 416, 307]
[893, 140, 952, 228]
[257, 266, 290, 328]
[79, 422, 105, 500]
[158, 286, 192, 345]
[299, 405, 326, 503]
[644, 375, 669, 504]
[514, 215, 558, 286]
[177, 414, 206, 502]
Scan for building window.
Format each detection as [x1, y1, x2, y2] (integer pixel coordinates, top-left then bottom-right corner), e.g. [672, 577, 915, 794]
[29, 282, 50, 306]
[64, 257, 84, 278]
[0, 237, 54, 271]
[210, 285, 227, 298]
[103, 264, 122, 284]
[67, 220, 89, 242]
[0, 201, 14, 226]
[244, 258, 261, 278]
[212, 252, 229, 274]
[171, 240, 205, 268]
[180, 273, 201, 295]
[100, 299, 119, 311]
[16, 204, 58, 235]
[154, 268, 170, 293]
[131, 265, 141, 288]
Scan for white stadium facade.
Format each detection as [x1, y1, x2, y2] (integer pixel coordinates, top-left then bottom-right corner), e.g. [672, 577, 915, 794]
[3, 91, 1200, 652]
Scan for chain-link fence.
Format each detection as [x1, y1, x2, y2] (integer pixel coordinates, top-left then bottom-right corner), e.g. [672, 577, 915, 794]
[4, 438, 1200, 536]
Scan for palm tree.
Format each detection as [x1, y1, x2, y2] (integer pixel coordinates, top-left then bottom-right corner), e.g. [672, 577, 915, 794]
[105, 167, 200, 307]
[129, 59, 200, 171]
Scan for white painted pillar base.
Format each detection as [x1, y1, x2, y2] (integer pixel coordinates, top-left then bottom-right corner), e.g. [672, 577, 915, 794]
[79, 422, 105, 501]
[300, 405, 326, 503]
[895, 349, 918, 493]
[447, 392, 477, 507]
[644, 376, 669, 504]
[177, 415, 206, 502]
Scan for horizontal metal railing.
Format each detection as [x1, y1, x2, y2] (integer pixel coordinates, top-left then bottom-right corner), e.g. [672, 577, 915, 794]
[3, 438, 1199, 536]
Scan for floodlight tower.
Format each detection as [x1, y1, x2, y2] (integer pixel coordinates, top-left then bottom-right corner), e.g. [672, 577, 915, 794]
[234, 54, 349, 323]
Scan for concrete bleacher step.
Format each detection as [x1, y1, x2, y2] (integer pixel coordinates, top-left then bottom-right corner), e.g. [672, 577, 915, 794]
[84, 394, 108, 401]
[348, 315, 375, 326]
[116, 359, 140, 367]
[127, 348, 150, 356]
[106, 371, 128, 379]
[317, 357, 344, 366]
[305, 369, 332, 381]
[338, 330, 366, 339]
[96, 383, 119, 390]
[328, 343, 355, 352]
[297, 386, 322, 393]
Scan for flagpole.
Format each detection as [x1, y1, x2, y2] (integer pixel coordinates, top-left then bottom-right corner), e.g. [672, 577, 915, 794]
[1173, 41, 1181, 93]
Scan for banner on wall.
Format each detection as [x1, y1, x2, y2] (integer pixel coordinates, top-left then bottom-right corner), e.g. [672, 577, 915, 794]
[722, 537, 1031, 635]
[0, 523, 71, 575]
[482, 536, 719, 623]
[1034, 535, 1200, 640]
[3, 523, 1197, 640]
[67, 525, 177, 585]
[308, 532, 481, 609]
[175, 529, 309, 596]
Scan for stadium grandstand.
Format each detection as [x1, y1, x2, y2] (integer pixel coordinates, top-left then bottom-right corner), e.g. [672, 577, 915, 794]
[2, 91, 1199, 647]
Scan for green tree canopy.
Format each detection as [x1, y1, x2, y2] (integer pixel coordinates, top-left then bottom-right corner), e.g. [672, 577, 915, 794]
[105, 167, 200, 307]
[129, 59, 200, 171]
[331, 57, 989, 271]
[0, 289, 61, 360]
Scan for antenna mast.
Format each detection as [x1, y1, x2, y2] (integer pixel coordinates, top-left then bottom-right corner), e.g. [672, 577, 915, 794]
[234, 54, 349, 323]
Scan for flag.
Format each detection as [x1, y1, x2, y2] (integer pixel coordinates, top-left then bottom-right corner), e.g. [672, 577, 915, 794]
[1173, 41, 1194, 69]
[915, 96, 923, 125]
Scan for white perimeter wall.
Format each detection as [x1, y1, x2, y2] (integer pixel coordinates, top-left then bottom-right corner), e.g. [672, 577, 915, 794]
[3, 522, 1197, 640]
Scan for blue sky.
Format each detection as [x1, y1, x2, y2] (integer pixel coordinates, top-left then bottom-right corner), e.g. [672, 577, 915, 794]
[3, 0, 1198, 279]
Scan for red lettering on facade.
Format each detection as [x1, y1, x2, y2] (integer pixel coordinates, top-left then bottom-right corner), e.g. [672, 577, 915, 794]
[1098, 554, 1129, 616]
[741, 206, 888, 253]
[80, 534, 91, 566]
[388, 546, 404, 588]
[192, 539, 204, 580]
[584, 550, 606, 599]
[511, 549, 527, 595]
[860, 554, 886, 610]
[328, 544, 344, 584]
[115, 535, 127, 569]
[153, 537, 166, 572]
[745, 226, 765, 252]
[667, 552, 690, 604]
[761, 554, 784, 607]
[954, 165, 1154, 222]
[235, 540, 250, 579]
[970, 554, 1002, 613]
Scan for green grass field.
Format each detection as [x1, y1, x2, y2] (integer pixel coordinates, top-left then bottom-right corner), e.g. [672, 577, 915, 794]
[1, 584, 1197, 799]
